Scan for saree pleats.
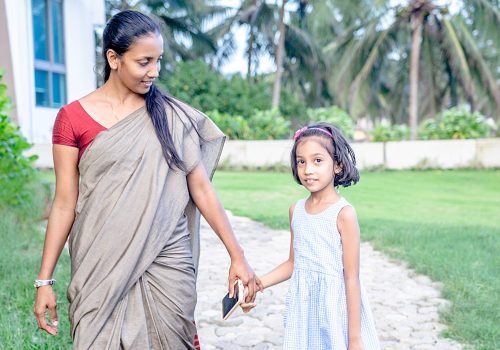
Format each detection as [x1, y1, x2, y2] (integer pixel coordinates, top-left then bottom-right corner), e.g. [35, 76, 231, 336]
[67, 100, 225, 349]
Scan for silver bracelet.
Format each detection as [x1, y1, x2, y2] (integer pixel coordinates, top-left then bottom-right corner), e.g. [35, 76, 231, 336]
[34, 279, 56, 288]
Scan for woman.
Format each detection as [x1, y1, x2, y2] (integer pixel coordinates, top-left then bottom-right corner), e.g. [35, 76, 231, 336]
[34, 10, 259, 349]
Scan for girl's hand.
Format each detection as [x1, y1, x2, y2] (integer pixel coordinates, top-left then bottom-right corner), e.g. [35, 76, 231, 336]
[239, 285, 259, 313]
[34, 286, 58, 335]
[228, 255, 263, 303]
[348, 337, 364, 350]
[240, 301, 257, 313]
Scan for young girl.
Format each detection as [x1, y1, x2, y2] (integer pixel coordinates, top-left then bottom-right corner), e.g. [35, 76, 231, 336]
[244, 123, 380, 350]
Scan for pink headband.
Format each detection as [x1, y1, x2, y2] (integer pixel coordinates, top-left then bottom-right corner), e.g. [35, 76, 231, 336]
[293, 127, 333, 141]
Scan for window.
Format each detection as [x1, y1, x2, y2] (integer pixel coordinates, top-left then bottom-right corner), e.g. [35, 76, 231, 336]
[32, 0, 66, 108]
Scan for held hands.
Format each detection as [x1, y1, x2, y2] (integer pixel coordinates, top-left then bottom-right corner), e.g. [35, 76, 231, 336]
[239, 277, 263, 313]
[34, 286, 58, 335]
[228, 254, 263, 304]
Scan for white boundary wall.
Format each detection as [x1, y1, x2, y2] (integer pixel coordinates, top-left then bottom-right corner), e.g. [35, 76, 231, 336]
[31, 138, 500, 169]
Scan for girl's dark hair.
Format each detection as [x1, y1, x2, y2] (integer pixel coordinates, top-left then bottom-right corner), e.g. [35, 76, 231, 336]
[290, 123, 360, 187]
[103, 10, 191, 171]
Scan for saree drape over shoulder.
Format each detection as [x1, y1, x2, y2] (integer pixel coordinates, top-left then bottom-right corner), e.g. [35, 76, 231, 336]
[67, 99, 225, 349]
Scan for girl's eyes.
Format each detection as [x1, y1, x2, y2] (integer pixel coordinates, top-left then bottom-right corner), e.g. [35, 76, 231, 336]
[296, 159, 323, 165]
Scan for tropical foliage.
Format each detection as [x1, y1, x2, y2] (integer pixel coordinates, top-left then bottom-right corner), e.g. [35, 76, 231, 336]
[370, 124, 410, 142]
[0, 72, 39, 208]
[419, 106, 491, 140]
[306, 106, 354, 140]
[308, 0, 499, 137]
[160, 59, 306, 120]
[103, 1, 499, 140]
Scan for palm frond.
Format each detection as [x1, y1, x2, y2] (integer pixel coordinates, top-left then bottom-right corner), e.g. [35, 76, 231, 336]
[441, 18, 476, 108]
[454, 17, 500, 114]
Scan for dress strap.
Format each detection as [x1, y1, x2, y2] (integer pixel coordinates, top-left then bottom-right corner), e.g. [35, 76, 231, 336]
[330, 197, 352, 224]
[290, 199, 305, 223]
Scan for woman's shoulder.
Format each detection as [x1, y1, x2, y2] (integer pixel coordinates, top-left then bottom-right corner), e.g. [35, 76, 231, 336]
[58, 99, 86, 118]
[164, 95, 206, 122]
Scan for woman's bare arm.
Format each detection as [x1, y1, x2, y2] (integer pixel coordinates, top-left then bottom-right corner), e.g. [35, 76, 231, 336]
[34, 144, 79, 335]
[187, 162, 262, 302]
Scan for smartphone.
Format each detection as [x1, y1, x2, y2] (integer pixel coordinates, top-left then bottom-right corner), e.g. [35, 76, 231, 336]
[221, 279, 244, 320]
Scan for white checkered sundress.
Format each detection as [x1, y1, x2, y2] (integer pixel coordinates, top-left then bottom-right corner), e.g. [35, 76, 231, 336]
[283, 198, 380, 350]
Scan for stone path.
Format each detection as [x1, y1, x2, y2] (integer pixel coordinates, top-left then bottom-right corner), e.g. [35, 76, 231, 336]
[195, 212, 464, 350]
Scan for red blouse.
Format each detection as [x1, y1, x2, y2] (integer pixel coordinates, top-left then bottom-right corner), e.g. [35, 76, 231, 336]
[52, 101, 107, 161]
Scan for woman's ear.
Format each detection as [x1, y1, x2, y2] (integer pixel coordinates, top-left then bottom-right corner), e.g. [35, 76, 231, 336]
[106, 49, 120, 70]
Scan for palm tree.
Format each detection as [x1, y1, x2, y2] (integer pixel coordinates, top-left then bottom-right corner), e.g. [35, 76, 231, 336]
[105, 0, 232, 66]
[218, 0, 329, 109]
[272, 0, 287, 108]
[317, 0, 499, 138]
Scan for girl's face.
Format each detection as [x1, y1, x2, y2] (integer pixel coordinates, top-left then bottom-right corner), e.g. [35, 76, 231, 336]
[109, 33, 164, 94]
[295, 136, 340, 194]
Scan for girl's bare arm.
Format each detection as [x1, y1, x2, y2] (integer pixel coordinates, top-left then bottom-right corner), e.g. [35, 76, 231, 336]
[240, 204, 295, 312]
[259, 204, 295, 289]
[338, 206, 363, 346]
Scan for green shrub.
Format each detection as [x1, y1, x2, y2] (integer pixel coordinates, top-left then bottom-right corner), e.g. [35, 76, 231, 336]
[306, 106, 354, 139]
[206, 110, 250, 140]
[160, 60, 306, 119]
[247, 109, 291, 140]
[0, 71, 39, 208]
[370, 124, 410, 142]
[419, 106, 491, 140]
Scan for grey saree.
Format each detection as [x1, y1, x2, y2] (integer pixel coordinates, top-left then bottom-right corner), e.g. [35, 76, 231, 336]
[67, 99, 225, 349]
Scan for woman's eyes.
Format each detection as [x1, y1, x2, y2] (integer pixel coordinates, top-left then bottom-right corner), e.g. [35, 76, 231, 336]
[315, 158, 323, 163]
[139, 58, 162, 67]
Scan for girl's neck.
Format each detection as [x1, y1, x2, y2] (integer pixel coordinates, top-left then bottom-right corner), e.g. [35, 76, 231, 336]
[307, 186, 340, 206]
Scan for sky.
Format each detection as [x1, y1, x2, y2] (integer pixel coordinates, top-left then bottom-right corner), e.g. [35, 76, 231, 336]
[219, 26, 276, 76]
[216, 0, 276, 76]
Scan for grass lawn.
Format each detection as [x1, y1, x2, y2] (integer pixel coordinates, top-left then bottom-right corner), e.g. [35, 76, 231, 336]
[212, 169, 500, 350]
[0, 179, 72, 349]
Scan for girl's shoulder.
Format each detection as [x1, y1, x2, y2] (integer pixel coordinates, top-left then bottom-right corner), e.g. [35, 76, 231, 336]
[290, 198, 307, 220]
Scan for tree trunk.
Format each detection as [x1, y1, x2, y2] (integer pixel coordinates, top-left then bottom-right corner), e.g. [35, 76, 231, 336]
[409, 12, 423, 140]
[272, 0, 287, 109]
[247, 29, 254, 80]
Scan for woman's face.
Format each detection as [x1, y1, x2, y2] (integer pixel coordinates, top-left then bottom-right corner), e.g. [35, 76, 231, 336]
[110, 33, 164, 94]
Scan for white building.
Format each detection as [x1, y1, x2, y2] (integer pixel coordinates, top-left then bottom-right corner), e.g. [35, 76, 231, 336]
[0, 0, 105, 146]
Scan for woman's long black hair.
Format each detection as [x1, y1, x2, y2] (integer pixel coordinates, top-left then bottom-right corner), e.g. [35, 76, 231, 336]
[103, 10, 191, 172]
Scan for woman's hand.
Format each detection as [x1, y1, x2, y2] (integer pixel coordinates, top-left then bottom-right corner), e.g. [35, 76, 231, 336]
[34, 286, 58, 335]
[228, 255, 263, 303]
